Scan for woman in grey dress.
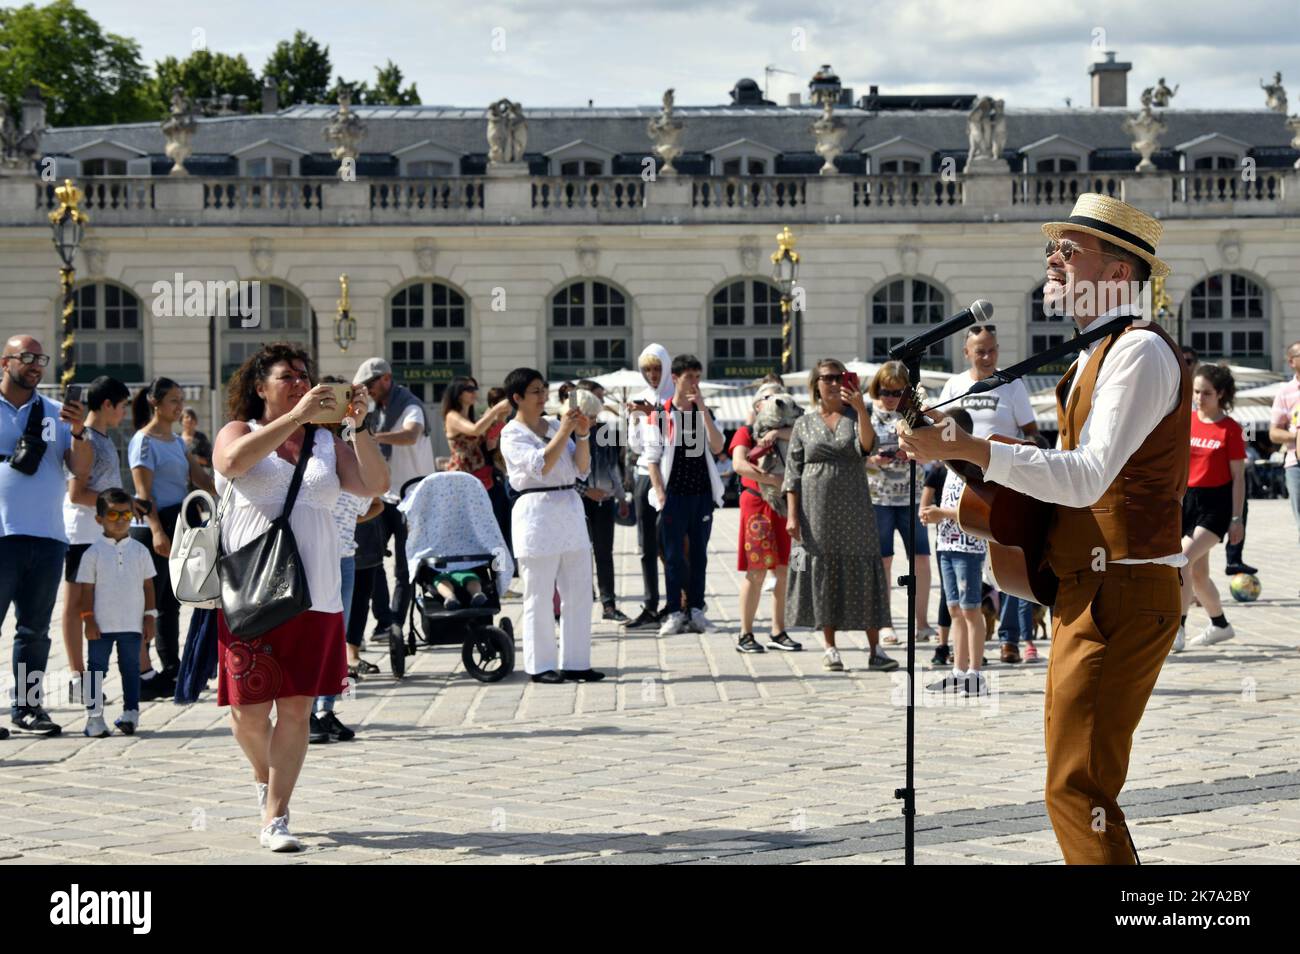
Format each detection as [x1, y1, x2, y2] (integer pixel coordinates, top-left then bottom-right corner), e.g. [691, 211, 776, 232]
[783, 359, 898, 673]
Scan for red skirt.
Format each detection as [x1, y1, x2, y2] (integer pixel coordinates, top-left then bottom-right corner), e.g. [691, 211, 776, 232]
[216, 610, 348, 706]
[737, 487, 791, 571]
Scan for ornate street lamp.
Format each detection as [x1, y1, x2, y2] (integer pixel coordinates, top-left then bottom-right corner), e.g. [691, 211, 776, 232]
[1152, 274, 1174, 342]
[335, 273, 356, 350]
[48, 179, 88, 386]
[770, 225, 799, 374]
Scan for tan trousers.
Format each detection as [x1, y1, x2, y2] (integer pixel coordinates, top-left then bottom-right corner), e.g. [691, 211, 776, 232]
[1044, 563, 1181, 864]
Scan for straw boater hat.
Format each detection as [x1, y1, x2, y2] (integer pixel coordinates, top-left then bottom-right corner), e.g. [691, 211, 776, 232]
[1042, 193, 1170, 278]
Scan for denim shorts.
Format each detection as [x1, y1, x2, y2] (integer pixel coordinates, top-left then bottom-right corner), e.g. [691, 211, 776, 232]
[873, 503, 931, 558]
[938, 551, 984, 609]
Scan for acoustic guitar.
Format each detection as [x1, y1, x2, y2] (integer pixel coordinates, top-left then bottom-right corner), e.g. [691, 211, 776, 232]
[898, 385, 1059, 606]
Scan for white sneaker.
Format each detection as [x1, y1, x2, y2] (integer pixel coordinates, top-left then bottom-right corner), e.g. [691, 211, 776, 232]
[1187, 623, 1235, 648]
[83, 714, 111, 738]
[659, 611, 689, 636]
[687, 608, 712, 633]
[1171, 626, 1185, 653]
[255, 782, 287, 827]
[822, 648, 844, 672]
[964, 671, 990, 696]
[259, 815, 302, 852]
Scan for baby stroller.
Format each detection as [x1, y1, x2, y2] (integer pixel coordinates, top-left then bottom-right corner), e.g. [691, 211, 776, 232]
[395, 471, 517, 682]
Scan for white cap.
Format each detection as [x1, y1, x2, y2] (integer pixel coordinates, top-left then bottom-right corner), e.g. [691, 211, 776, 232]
[353, 357, 392, 386]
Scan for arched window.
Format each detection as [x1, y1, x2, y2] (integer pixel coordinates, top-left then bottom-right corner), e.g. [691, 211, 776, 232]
[868, 278, 949, 370]
[547, 279, 631, 379]
[386, 281, 471, 404]
[221, 282, 315, 381]
[707, 279, 795, 379]
[61, 282, 145, 383]
[1180, 272, 1269, 364]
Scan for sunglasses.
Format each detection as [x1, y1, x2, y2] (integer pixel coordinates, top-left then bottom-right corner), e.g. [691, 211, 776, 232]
[1045, 238, 1116, 263]
[101, 510, 133, 523]
[4, 352, 51, 367]
[819, 373, 843, 384]
[966, 325, 997, 336]
[878, 388, 906, 398]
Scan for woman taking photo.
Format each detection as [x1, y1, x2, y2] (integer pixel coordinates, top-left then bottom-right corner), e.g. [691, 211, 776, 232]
[129, 377, 215, 700]
[443, 376, 512, 490]
[213, 343, 388, 851]
[783, 359, 897, 673]
[865, 361, 935, 645]
[499, 368, 603, 684]
[1175, 364, 1247, 652]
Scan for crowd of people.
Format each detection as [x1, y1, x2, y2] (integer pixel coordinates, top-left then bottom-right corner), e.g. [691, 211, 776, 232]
[3, 320, 1300, 854]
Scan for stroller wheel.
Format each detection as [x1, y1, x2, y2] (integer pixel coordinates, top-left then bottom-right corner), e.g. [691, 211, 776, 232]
[500, 617, 514, 638]
[463, 626, 515, 683]
[389, 630, 406, 679]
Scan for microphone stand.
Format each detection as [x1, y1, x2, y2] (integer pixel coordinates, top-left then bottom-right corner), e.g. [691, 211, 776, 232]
[893, 352, 923, 866]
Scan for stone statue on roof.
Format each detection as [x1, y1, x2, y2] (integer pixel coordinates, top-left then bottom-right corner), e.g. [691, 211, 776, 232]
[487, 98, 527, 164]
[1151, 78, 1178, 107]
[1261, 72, 1287, 114]
[647, 88, 684, 175]
[324, 86, 367, 164]
[160, 86, 197, 176]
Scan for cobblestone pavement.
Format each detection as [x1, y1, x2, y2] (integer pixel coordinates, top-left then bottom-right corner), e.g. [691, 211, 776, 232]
[2, 500, 1298, 864]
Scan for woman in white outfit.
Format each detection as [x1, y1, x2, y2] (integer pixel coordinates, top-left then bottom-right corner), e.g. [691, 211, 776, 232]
[499, 367, 603, 684]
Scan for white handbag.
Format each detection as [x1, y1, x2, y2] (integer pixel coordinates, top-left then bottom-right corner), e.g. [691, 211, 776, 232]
[169, 482, 234, 609]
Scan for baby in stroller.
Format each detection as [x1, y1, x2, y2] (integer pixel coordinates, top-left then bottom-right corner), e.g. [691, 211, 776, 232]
[433, 571, 488, 610]
[396, 471, 517, 681]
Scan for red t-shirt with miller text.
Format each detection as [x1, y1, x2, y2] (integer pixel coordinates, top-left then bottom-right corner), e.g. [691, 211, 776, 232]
[1188, 414, 1246, 488]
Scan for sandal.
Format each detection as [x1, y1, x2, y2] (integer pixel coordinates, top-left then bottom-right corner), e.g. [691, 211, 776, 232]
[880, 627, 900, 646]
[353, 658, 380, 675]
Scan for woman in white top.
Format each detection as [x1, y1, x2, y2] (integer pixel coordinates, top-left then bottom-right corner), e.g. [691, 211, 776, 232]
[212, 343, 388, 852]
[499, 367, 602, 685]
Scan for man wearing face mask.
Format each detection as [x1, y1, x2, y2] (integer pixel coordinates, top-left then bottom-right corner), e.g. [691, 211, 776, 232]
[0, 336, 92, 738]
[352, 358, 429, 644]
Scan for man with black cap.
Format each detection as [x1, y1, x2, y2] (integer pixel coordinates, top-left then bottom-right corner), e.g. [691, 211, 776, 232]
[352, 358, 432, 641]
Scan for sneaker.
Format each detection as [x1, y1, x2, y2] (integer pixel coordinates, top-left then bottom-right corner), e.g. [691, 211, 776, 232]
[114, 711, 138, 735]
[1187, 623, 1235, 648]
[926, 672, 965, 693]
[1224, 562, 1258, 577]
[1023, 641, 1040, 663]
[320, 711, 355, 742]
[880, 626, 899, 645]
[623, 606, 660, 629]
[736, 633, 765, 654]
[308, 714, 331, 744]
[530, 670, 565, 684]
[470, 591, 489, 607]
[260, 815, 302, 853]
[768, 632, 803, 652]
[601, 605, 631, 624]
[1000, 643, 1021, 664]
[11, 706, 61, 735]
[443, 597, 462, 610]
[822, 648, 844, 672]
[1171, 626, 1185, 653]
[869, 647, 899, 672]
[561, 669, 606, 682]
[915, 626, 937, 643]
[931, 644, 951, 667]
[687, 608, 712, 633]
[964, 671, 990, 696]
[83, 714, 111, 738]
[658, 611, 689, 636]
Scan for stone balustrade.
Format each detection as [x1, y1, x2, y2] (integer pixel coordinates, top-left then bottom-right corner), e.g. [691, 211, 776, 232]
[2, 168, 1294, 227]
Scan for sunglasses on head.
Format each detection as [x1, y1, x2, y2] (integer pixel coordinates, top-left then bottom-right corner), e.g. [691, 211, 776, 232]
[966, 325, 997, 336]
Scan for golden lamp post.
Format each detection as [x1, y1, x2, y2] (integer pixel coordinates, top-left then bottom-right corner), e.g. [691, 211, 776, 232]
[48, 179, 88, 387]
[770, 225, 799, 374]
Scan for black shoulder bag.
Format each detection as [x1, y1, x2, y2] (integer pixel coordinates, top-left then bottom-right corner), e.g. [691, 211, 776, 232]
[218, 425, 317, 639]
[5, 396, 49, 475]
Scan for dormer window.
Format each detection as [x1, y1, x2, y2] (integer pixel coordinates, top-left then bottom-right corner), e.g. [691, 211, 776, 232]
[393, 140, 462, 178]
[232, 139, 307, 177]
[1176, 133, 1250, 173]
[247, 157, 293, 177]
[879, 159, 923, 174]
[864, 136, 934, 176]
[81, 158, 128, 176]
[1193, 155, 1238, 171]
[407, 159, 454, 177]
[709, 138, 781, 177]
[722, 158, 767, 176]
[1034, 157, 1078, 173]
[1019, 135, 1091, 174]
[561, 159, 605, 176]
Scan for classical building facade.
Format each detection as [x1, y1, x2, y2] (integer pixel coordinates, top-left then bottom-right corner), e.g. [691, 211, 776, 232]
[2, 60, 1297, 450]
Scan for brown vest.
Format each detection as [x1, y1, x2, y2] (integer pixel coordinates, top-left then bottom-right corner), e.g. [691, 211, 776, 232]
[1045, 321, 1191, 575]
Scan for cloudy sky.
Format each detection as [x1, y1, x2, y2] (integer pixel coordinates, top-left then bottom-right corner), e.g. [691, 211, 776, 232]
[80, 0, 1299, 110]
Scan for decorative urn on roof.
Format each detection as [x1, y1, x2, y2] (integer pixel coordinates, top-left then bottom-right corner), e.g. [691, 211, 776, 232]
[161, 86, 197, 176]
[808, 65, 845, 175]
[647, 88, 684, 176]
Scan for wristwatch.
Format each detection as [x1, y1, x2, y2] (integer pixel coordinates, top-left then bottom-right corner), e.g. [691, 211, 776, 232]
[1230, 516, 1242, 524]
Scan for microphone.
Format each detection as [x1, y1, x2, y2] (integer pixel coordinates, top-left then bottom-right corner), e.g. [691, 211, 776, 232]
[888, 300, 993, 361]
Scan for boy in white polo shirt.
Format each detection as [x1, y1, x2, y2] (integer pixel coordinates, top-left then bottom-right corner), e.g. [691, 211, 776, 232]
[76, 488, 156, 737]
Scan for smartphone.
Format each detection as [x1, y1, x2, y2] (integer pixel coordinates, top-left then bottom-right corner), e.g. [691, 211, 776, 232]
[316, 383, 353, 424]
[841, 371, 860, 394]
[568, 388, 578, 411]
[65, 383, 86, 406]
